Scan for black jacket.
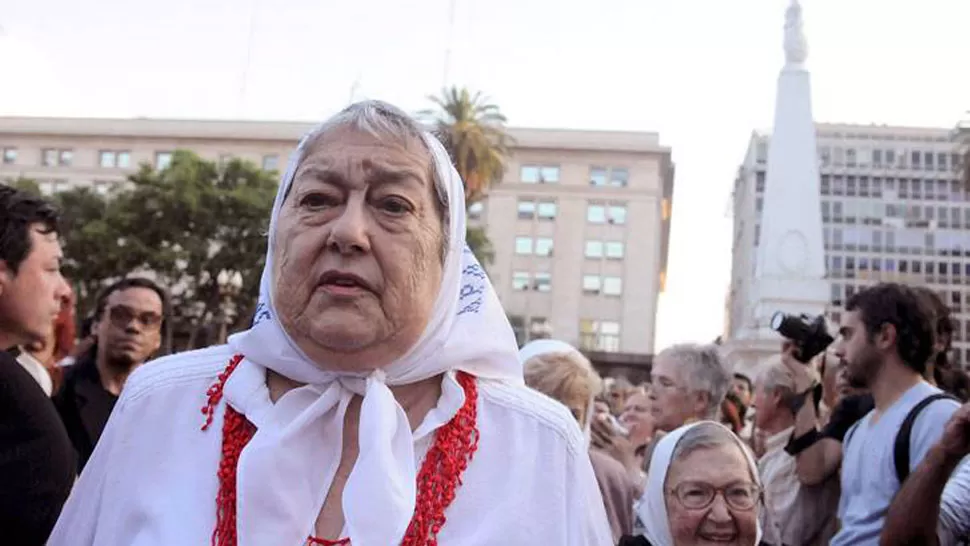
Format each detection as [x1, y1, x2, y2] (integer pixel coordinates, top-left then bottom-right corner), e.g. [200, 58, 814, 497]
[53, 348, 119, 472]
[0, 349, 76, 545]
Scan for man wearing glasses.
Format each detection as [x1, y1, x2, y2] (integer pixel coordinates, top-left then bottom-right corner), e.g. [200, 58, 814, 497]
[54, 277, 167, 472]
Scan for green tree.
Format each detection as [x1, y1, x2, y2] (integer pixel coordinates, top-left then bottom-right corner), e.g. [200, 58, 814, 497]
[112, 151, 278, 349]
[422, 86, 512, 266]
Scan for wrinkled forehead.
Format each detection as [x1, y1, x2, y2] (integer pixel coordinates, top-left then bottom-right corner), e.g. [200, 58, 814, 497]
[284, 123, 436, 201]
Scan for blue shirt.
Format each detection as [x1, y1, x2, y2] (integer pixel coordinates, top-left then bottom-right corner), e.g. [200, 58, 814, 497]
[832, 381, 959, 545]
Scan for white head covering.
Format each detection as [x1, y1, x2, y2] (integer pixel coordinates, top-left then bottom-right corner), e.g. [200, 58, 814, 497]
[223, 103, 522, 546]
[517, 339, 597, 444]
[637, 421, 763, 546]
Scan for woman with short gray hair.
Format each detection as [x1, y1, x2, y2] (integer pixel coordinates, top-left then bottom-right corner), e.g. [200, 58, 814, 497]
[648, 343, 732, 433]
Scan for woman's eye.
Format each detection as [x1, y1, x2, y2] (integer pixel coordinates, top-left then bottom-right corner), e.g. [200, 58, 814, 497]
[299, 193, 336, 209]
[380, 197, 410, 215]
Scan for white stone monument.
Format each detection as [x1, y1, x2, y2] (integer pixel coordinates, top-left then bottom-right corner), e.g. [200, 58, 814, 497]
[723, 0, 829, 379]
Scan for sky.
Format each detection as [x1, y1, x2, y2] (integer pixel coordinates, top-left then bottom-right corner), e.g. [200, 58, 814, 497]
[1, 0, 968, 351]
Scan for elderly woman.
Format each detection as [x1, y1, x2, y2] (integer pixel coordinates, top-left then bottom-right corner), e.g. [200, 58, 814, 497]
[596, 343, 732, 475]
[619, 421, 764, 546]
[520, 339, 639, 542]
[50, 101, 611, 545]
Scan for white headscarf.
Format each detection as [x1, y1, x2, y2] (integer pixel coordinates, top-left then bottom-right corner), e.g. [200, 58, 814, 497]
[637, 421, 763, 546]
[223, 107, 522, 546]
[518, 339, 597, 445]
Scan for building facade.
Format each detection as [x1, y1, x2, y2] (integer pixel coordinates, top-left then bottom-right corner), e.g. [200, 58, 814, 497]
[727, 122, 970, 366]
[0, 117, 674, 356]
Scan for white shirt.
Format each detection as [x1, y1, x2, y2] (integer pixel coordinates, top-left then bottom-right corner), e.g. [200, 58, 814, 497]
[758, 427, 839, 546]
[49, 345, 613, 545]
[16, 350, 53, 396]
[937, 457, 970, 545]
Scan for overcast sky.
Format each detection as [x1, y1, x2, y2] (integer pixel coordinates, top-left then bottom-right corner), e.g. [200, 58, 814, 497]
[1, 0, 967, 351]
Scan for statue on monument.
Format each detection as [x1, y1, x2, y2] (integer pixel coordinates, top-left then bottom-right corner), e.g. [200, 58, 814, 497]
[784, 0, 808, 65]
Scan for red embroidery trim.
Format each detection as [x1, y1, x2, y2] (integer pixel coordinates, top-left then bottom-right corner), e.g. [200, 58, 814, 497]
[202, 355, 479, 546]
[307, 538, 350, 545]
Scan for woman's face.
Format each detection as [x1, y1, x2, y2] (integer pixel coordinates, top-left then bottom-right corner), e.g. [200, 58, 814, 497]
[620, 391, 654, 445]
[649, 356, 703, 432]
[665, 444, 760, 546]
[273, 126, 445, 371]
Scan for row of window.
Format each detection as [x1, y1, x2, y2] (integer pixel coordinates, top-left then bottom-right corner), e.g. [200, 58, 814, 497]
[821, 226, 970, 256]
[756, 141, 963, 172]
[514, 236, 627, 260]
[756, 171, 963, 201]
[826, 255, 970, 278]
[518, 165, 631, 188]
[0, 146, 282, 172]
[509, 316, 622, 352]
[511, 202, 629, 225]
[510, 271, 624, 296]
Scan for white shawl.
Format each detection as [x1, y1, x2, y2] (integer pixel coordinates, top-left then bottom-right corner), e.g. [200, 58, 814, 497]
[224, 119, 522, 546]
[637, 421, 764, 546]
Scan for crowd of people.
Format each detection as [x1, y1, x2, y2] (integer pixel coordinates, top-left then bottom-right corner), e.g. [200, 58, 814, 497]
[3, 99, 970, 545]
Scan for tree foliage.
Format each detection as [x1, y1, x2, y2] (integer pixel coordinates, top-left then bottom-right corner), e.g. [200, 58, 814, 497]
[30, 152, 278, 351]
[422, 86, 512, 266]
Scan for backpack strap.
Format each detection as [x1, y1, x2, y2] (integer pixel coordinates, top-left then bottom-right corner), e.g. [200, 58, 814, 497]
[893, 393, 960, 484]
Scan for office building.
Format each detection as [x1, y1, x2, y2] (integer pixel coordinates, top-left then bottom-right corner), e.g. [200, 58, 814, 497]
[726, 122, 970, 366]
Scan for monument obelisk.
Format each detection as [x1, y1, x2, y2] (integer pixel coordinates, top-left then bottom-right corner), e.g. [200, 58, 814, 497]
[726, 0, 829, 376]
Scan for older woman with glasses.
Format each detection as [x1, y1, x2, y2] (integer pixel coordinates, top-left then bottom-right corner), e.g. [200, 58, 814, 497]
[619, 421, 764, 546]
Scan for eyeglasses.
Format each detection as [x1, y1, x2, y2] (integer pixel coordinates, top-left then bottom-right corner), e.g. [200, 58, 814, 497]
[667, 481, 762, 511]
[107, 306, 163, 331]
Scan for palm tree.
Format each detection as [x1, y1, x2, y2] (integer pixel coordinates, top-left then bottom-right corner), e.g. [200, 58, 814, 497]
[422, 86, 512, 206]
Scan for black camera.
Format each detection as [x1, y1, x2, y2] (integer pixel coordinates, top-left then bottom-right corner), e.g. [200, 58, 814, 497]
[770, 312, 834, 364]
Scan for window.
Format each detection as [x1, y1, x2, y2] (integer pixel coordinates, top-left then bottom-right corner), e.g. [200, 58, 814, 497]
[534, 272, 552, 292]
[2, 147, 17, 164]
[514, 237, 533, 255]
[219, 154, 234, 167]
[585, 241, 604, 258]
[529, 317, 551, 340]
[512, 272, 531, 291]
[579, 319, 621, 352]
[535, 238, 554, 257]
[467, 202, 484, 219]
[582, 275, 602, 294]
[517, 200, 536, 220]
[156, 152, 173, 170]
[100, 150, 131, 168]
[846, 148, 857, 167]
[603, 277, 623, 296]
[756, 141, 768, 164]
[605, 242, 625, 259]
[610, 168, 629, 187]
[40, 179, 66, 195]
[590, 167, 608, 186]
[99, 151, 116, 168]
[872, 149, 883, 166]
[587, 205, 606, 223]
[537, 201, 557, 220]
[262, 155, 279, 171]
[608, 205, 627, 224]
[520, 165, 559, 183]
[42, 149, 58, 166]
[58, 149, 73, 166]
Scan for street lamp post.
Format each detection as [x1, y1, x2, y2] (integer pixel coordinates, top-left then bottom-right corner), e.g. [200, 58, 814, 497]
[216, 270, 244, 344]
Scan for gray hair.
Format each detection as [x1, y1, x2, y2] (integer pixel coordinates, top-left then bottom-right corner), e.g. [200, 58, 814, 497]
[757, 357, 796, 397]
[671, 422, 751, 475]
[658, 343, 731, 419]
[292, 100, 451, 260]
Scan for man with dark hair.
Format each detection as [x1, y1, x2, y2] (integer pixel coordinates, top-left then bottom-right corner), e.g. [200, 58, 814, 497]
[54, 276, 167, 471]
[0, 184, 75, 544]
[830, 282, 960, 546]
[915, 287, 970, 401]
